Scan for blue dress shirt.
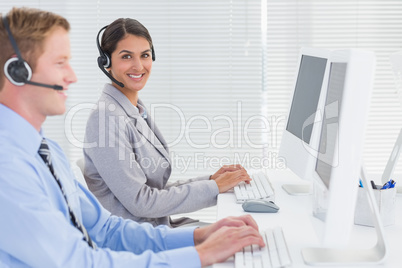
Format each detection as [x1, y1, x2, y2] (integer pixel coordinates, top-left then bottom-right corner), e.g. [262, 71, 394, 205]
[0, 104, 201, 267]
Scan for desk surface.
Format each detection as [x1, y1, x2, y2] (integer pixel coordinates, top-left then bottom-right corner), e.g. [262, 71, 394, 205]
[213, 169, 402, 268]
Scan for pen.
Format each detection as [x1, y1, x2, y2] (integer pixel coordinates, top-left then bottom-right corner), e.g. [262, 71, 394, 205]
[381, 181, 390, 189]
[381, 179, 396, 190]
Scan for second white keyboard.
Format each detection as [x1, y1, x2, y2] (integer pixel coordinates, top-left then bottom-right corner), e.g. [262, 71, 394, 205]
[234, 171, 275, 203]
[235, 226, 292, 268]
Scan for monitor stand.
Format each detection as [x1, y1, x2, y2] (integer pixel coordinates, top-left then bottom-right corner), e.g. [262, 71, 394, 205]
[301, 167, 387, 265]
[282, 183, 311, 195]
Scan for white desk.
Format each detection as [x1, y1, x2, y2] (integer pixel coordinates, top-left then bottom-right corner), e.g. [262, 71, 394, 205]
[213, 169, 402, 268]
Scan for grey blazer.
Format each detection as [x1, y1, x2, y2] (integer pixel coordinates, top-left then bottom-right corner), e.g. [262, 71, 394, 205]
[83, 84, 219, 227]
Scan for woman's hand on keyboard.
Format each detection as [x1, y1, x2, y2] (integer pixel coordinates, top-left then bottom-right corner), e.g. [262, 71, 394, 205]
[210, 164, 246, 180]
[195, 223, 265, 266]
[213, 168, 251, 193]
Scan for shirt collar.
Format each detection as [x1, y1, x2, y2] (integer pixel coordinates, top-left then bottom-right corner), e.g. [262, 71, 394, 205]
[136, 103, 148, 119]
[102, 83, 147, 119]
[0, 104, 43, 156]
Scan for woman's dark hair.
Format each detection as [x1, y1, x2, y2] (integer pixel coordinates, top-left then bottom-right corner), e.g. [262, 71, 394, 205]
[101, 18, 153, 58]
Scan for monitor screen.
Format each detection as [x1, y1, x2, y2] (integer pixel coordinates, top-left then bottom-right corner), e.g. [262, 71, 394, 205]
[286, 55, 328, 144]
[315, 62, 347, 188]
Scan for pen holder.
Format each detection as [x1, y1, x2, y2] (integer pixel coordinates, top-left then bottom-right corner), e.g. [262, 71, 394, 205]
[354, 186, 396, 227]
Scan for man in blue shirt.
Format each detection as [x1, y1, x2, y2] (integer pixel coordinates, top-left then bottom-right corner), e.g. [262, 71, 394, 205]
[0, 7, 264, 267]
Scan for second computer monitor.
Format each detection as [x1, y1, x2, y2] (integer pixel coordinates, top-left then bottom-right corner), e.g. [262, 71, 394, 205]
[302, 49, 386, 265]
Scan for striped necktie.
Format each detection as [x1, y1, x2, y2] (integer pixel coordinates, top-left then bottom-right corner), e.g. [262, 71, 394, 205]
[38, 138, 96, 249]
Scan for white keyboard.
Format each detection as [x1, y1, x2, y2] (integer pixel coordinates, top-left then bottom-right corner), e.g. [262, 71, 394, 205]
[234, 171, 274, 203]
[235, 227, 292, 268]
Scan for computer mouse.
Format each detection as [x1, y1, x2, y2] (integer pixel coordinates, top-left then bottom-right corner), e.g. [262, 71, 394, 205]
[242, 199, 280, 213]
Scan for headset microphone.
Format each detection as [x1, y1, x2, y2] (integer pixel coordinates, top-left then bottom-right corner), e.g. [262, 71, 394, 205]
[25, 80, 63, 90]
[2, 17, 63, 91]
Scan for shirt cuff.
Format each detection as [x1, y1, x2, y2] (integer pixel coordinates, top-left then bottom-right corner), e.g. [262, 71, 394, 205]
[164, 226, 198, 249]
[164, 246, 201, 268]
[193, 175, 212, 181]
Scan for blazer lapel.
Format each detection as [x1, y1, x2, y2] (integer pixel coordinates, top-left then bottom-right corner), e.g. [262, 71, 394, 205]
[102, 84, 171, 164]
[135, 115, 171, 164]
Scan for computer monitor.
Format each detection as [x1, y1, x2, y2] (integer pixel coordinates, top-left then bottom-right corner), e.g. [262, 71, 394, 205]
[279, 47, 331, 195]
[302, 49, 387, 265]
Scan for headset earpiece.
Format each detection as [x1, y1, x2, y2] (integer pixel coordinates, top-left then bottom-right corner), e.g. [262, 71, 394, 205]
[97, 52, 111, 69]
[151, 46, 156, 61]
[4, 57, 32, 86]
[96, 25, 111, 68]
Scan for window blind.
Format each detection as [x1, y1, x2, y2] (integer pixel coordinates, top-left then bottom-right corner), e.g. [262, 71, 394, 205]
[262, 0, 402, 176]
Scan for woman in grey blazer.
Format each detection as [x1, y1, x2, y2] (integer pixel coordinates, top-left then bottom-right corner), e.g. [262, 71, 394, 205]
[83, 18, 251, 227]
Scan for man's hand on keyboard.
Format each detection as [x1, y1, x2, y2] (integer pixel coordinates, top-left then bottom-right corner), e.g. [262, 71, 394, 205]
[210, 164, 247, 180]
[221, 215, 260, 230]
[213, 168, 252, 193]
[195, 220, 265, 267]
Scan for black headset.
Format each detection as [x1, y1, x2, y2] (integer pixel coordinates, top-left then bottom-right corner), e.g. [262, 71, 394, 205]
[2, 16, 63, 90]
[96, 25, 155, 88]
